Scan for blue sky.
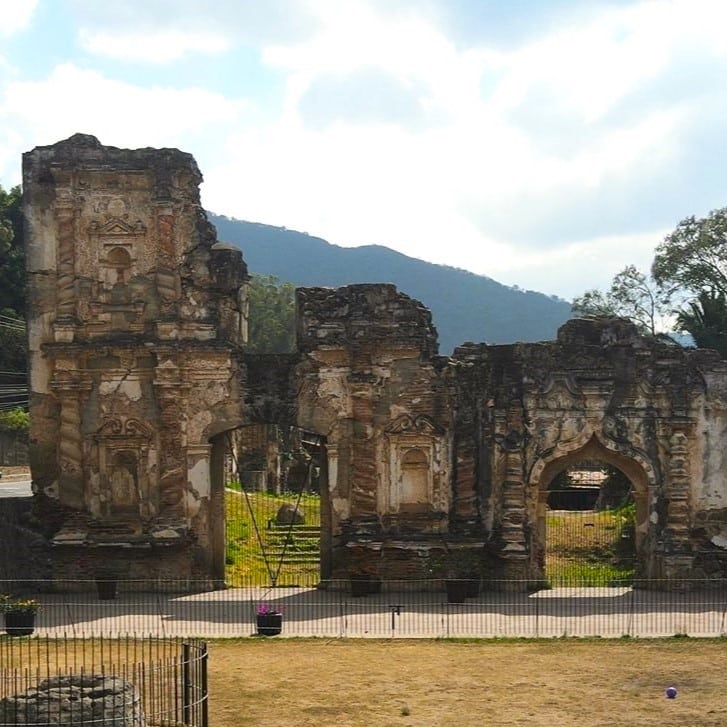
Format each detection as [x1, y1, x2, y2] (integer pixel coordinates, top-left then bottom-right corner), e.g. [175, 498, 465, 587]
[1, 0, 726, 300]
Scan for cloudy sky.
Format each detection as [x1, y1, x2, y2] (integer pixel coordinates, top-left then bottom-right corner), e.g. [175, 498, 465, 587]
[1, 0, 726, 300]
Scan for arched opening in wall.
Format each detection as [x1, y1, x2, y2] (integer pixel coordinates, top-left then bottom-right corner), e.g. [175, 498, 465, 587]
[104, 245, 132, 284]
[537, 440, 648, 587]
[209, 424, 327, 588]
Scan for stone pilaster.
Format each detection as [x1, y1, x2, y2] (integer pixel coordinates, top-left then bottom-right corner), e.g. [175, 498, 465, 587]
[53, 191, 79, 342]
[662, 427, 694, 578]
[50, 370, 91, 508]
[153, 360, 189, 522]
[496, 406, 528, 580]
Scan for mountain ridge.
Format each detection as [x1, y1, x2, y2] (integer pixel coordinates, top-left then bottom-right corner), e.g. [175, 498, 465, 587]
[209, 213, 573, 354]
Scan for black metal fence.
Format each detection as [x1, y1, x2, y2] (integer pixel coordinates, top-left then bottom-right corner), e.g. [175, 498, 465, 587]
[2, 579, 727, 640]
[0, 635, 208, 726]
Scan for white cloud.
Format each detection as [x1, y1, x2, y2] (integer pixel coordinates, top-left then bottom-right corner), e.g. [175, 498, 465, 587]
[78, 28, 231, 63]
[0, 64, 245, 184]
[68, 0, 319, 48]
[0, 0, 38, 37]
[2, 0, 727, 302]
[486, 229, 669, 300]
[195, 0, 727, 298]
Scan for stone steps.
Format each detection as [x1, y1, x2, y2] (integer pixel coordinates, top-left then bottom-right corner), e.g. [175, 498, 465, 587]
[264, 524, 320, 565]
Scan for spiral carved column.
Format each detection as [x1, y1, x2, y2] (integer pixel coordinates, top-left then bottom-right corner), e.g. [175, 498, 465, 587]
[51, 371, 91, 509]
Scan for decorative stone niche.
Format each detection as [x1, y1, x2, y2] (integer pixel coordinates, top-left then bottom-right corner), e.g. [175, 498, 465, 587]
[94, 418, 154, 532]
[385, 415, 448, 524]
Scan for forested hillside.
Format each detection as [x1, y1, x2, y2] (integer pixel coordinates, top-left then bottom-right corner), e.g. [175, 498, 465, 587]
[211, 215, 572, 354]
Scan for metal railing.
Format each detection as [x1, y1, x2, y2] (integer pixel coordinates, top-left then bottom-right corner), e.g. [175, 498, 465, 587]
[0, 635, 208, 726]
[1, 578, 726, 640]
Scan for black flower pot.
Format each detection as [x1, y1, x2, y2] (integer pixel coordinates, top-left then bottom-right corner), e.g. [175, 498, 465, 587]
[96, 578, 118, 601]
[464, 578, 480, 598]
[4, 610, 36, 636]
[445, 579, 468, 604]
[256, 613, 282, 636]
[350, 575, 381, 597]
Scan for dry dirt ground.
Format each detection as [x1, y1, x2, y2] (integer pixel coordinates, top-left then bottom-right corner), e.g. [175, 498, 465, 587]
[209, 639, 727, 726]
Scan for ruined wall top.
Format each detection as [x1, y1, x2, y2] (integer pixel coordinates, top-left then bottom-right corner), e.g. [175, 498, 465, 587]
[23, 133, 247, 346]
[23, 133, 203, 185]
[556, 316, 643, 347]
[296, 283, 438, 357]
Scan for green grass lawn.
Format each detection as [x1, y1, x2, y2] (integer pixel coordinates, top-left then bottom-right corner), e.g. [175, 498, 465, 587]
[546, 507, 635, 586]
[224, 488, 635, 588]
[225, 486, 321, 586]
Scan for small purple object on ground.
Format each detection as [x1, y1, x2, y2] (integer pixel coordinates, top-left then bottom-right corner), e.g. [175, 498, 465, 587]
[665, 687, 678, 699]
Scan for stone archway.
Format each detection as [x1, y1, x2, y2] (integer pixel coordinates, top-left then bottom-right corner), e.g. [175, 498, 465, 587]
[209, 423, 328, 586]
[531, 435, 652, 583]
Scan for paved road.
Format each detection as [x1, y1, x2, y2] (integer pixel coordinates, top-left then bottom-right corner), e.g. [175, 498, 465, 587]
[0, 478, 32, 498]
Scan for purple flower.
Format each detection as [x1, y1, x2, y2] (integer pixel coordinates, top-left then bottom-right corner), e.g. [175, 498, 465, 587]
[257, 603, 281, 616]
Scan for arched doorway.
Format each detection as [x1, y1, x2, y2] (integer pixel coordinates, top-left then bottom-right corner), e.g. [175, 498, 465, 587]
[534, 436, 651, 586]
[209, 424, 328, 587]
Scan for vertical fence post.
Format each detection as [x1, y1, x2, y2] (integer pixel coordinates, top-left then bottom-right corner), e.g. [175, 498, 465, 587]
[201, 642, 209, 727]
[182, 642, 191, 725]
[628, 584, 635, 637]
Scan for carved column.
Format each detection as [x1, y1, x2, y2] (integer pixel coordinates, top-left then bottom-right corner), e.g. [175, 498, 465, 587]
[153, 359, 189, 522]
[51, 369, 92, 508]
[662, 426, 694, 578]
[53, 187, 79, 342]
[496, 405, 529, 582]
[350, 382, 377, 518]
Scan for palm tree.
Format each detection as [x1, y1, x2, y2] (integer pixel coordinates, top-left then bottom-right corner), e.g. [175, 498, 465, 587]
[676, 290, 727, 358]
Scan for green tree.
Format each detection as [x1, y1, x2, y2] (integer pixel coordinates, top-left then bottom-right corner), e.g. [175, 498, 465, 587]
[675, 289, 727, 358]
[652, 207, 727, 358]
[572, 265, 671, 335]
[652, 207, 727, 297]
[0, 185, 24, 314]
[0, 408, 29, 434]
[0, 308, 26, 373]
[0, 185, 28, 403]
[246, 274, 296, 353]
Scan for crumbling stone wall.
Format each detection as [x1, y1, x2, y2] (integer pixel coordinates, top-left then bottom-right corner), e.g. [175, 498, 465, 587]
[23, 135, 247, 585]
[22, 136, 727, 588]
[448, 318, 727, 582]
[296, 284, 456, 580]
[298, 287, 727, 585]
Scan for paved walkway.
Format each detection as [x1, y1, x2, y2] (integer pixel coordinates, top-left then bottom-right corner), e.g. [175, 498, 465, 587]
[21, 585, 727, 639]
[0, 478, 31, 498]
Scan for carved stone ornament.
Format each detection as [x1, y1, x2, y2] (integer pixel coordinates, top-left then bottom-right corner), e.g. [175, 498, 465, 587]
[385, 414, 443, 436]
[94, 417, 153, 441]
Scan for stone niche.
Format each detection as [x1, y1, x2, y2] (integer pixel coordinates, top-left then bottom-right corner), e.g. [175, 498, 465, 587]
[24, 134, 247, 586]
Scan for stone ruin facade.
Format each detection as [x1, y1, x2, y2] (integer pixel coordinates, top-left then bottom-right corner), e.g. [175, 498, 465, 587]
[296, 289, 727, 584]
[24, 135, 247, 584]
[23, 135, 727, 588]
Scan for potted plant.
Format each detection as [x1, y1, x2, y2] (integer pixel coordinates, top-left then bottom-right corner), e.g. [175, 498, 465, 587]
[95, 570, 119, 601]
[256, 604, 283, 636]
[1, 595, 40, 636]
[426, 547, 483, 603]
